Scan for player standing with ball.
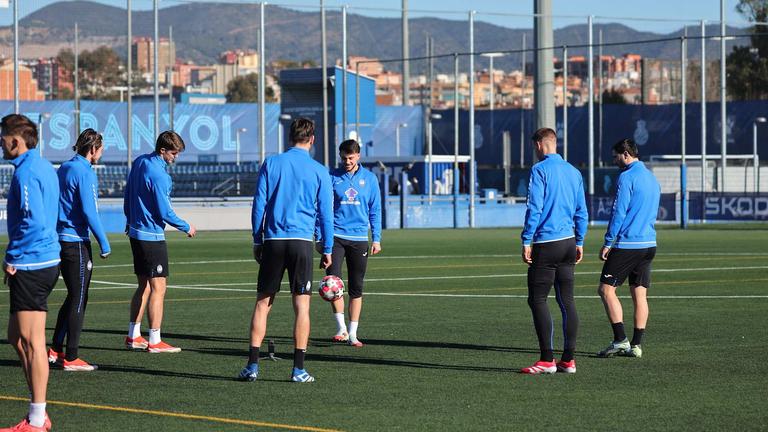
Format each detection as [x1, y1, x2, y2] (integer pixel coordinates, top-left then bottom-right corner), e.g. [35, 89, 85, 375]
[240, 118, 334, 383]
[316, 139, 382, 347]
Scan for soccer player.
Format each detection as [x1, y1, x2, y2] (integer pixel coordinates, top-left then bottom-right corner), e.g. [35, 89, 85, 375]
[520, 127, 588, 375]
[48, 129, 112, 372]
[317, 139, 381, 347]
[1, 114, 60, 432]
[124, 131, 196, 353]
[596, 139, 660, 359]
[239, 118, 334, 383]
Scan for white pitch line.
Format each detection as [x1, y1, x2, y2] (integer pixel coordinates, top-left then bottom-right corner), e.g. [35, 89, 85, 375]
[91, 252, 768, 269]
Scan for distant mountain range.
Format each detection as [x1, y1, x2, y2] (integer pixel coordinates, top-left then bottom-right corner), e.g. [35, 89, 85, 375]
[0, 1, 750, 72]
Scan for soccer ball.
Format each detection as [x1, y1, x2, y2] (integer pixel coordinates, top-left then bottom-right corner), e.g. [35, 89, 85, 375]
[318, 275, 344, 302]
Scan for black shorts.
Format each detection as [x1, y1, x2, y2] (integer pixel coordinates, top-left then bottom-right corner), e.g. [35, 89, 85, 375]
[600, 247, 657, 288]
[257, 240, 314, 295]
[8, 265, 60, 313]
[130, 238, 169, 278]
[327, 237, 369, 298]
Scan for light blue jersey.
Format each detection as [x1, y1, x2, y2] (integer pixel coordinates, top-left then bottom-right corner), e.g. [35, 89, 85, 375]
[5, 150, 61, 270]
[124, 152, 190, 241]
[318, 165, 381, 243]
[57, 155, 111, 255]
[521, 153, 588, 246]
[252, 147, 334, 254]
[604, 160, 660, 249]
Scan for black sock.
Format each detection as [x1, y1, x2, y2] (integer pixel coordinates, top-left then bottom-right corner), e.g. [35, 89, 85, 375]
[611, 322, 626, 342]
[294, 349, 306, 370]
[631, 328, 645, 346]
[248, 346, 260, 365]
[540, 349, 554, 362]
[561, 349, 574, 362]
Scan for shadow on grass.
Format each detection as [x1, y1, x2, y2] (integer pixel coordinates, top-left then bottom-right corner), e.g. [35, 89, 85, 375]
[71, 328, 248, 344]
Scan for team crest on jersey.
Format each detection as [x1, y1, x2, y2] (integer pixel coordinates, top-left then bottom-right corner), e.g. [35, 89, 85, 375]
[344, 187, 358, 202]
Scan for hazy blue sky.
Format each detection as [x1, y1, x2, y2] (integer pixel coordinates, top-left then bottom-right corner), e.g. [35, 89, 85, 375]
[0, 0, 750, 32]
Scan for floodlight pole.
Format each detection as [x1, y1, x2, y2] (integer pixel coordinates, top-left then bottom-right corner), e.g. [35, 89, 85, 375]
[342, 5, 348, 143]
[588, 15, 595, 200]
[355, 62, 360, 140]
[520, 33, 526, 168]
[468, 10, 476, 228]
[700, 20, 706, 199]
[453, 53, 460, 229]
[168, 25, 174, 131]
[75, 22, 80, 137]
[127, 0, 133, 168]
[321, 0, 329, 166]
[153, 0, 159, 137]
[720, 0, 727, 192]
[402, 0, 410, 106]
[260, 2, 267, 163]
[13, 0, 19, 113]
[681, 35, 688, 229]
[563, 45, 568, 161]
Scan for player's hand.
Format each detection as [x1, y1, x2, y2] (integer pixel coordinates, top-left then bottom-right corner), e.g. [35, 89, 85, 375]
[320, 253, 332, 270]
[522, 245, 532, 265]
[599, 246, 611, 262]
[253, 245, 263, 263]
[124, 224, 129, 236]
[575, 246, 584, 264]
[187, 225, 197, 238]
[100, 252, 111, 259]
[371, 242, 382, 255]
[314, 241, 324, 255]
[4, 263, 17, 277]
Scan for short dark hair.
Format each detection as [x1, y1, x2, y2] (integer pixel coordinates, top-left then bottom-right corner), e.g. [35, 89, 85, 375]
[339, 139, 360, 155]
[612, 138, 639, 158]
[0, 114, 38, 149]
[531, 127, 556, 143]
[155, 130, 185, 153]
[73, 128, 103, 156]
[290, 118, 315, 144]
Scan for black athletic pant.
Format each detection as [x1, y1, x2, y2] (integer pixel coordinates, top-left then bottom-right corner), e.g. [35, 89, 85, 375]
[527, 237, 579, 362]
[52, 241, 94, 361]
[327, 238, 369, 299]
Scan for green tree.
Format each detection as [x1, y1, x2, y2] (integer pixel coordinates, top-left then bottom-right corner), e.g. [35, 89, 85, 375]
[226, 73, 275, 103]
[56, 46, 133, 101]
[727, 0, 768, 100]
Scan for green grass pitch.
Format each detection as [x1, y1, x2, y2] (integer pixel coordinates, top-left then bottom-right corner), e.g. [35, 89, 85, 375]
[1, 226, 767, 431]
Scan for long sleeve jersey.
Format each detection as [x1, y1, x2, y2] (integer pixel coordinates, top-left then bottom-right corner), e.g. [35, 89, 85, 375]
[252, 147, 334, 254]
[124, 152, 190, 241]
[57, 155, 111, 255]
[521, 153, 588, 246]
[317, 165, 382, 243]
[5, 149, 61, 270]
[604, 160, 660, 249]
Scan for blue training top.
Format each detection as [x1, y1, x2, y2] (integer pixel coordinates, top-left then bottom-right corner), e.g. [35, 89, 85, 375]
[317, 165, 382, 243]
[57, 154, 111, 255]
[124, 152, 190, 241]
[521, 153, 588, 246]
[5, 150, 61, 270]
[252, 147, 334, 254]
[604, 160, 660, 249]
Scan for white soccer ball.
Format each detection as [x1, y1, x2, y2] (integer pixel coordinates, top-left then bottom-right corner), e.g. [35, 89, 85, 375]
[318, 275, 344, 302]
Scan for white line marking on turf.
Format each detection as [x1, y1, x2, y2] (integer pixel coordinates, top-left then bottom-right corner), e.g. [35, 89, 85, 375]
[92, 252, 768, 269]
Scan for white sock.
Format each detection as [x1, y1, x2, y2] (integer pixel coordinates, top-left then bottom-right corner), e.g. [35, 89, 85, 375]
[349, 321, 359, 339]
[28, 403, 46, 427]
[129, 322, 141, 339]
[149, 328, 161, 345]
[333, 313, 347, 335]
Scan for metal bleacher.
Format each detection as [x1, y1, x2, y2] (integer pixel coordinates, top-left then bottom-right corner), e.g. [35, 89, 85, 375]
[0, 162, 260, 199]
